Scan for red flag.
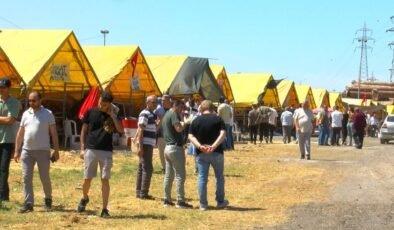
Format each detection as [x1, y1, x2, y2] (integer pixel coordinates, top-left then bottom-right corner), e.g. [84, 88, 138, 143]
[130, 53, 138, 76]
[361, 94, 367, 106]
[78, 86, 100, 120]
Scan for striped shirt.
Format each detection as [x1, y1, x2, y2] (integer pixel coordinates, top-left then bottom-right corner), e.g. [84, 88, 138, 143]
[138, 109, 157, 146]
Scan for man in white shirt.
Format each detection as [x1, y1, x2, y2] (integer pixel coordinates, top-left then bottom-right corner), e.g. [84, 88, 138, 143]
[268, 105, 278, 143]
[294, 100, 314, 160]
[280, 107, 293, 144]
[330, 106, 343, 146]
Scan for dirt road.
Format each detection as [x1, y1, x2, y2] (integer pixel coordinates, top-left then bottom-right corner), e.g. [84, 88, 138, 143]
[270, 138, 394, 229]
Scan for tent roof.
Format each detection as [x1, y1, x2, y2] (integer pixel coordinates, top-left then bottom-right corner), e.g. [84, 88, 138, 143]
[329, 92, 344, 110]
[146, 55, 223, 100]
[277, 80, 298, 107]
[145, 56, 187, 93]
[210, 64, 234, 102]
[342, 98, 374, 106]
[83, 45, 161, 95]
[0, 47, 25, 93]
[0, 29, 100, 93]
[227, 73, 280, 108]
[387, 105, 394, 114]
[312, 88, 329, 108]
[294, 84, 316, 109]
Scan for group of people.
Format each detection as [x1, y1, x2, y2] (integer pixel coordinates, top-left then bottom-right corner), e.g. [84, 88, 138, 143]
[247, 103, 278, 145]
[0, 77, 231, 218]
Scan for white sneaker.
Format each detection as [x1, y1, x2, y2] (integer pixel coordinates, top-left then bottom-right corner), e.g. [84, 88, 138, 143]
[216, 200, 229, 209]
[199, 206, 207, 211]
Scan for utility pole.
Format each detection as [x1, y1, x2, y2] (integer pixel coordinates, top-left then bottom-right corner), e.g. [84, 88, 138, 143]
[100, 29, 109, 46]
[387, 17, 394, 82]
[354, 23, 374, 98]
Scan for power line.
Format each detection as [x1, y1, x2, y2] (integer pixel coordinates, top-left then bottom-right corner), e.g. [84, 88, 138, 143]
[387, 16, 394, 82]
[0, 15, 22, 29]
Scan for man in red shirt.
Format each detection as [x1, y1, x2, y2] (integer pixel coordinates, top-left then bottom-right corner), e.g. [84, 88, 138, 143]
[352, 107, 367, 149]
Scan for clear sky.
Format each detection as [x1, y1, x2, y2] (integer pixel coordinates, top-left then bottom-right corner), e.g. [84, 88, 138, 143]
[1, 0, 393, 92]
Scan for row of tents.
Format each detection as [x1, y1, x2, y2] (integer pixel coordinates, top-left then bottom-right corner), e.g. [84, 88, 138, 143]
[0, 29, 386, 122]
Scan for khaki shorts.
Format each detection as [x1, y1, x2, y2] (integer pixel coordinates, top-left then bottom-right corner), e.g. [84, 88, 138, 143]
[84, 149, 113, 179]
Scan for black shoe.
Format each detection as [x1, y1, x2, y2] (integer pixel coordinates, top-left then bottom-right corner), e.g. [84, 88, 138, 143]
[44, 198, 52, 211]
[163, 199, 175, 207]
[18, 203, 33, 213]
[306, 155, 311, 160]
[300, 155, 305, 159]
[176, 201, 193, 209]
[77, 197, 89, 212]
[139, 194, 155, 200]
[100, 208, 110, 218]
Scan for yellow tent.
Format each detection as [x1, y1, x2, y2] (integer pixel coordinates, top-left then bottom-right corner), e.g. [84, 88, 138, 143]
[387, 105, 394, 114]
[294, 85, 316, 109]
[312, 88, 330, 108]
[0, 29, 100, 101]
[146, 56, 224, 101]
[0, 47, 25, 97]
[276, 80, 299, 108]
[342, 98, 374, 106]
[83, 46, 161, 115]
[210, 64, 234, 102]
[329, 92, 344, 111]
[227, 73, 280, 109]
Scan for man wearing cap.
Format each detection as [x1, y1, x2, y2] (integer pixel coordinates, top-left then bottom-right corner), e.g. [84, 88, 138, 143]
[77, 92, 123, 218]
[0, 78, 21, 202]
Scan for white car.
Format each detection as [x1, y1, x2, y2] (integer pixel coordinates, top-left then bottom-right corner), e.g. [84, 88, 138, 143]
[379, 115, 394, 144]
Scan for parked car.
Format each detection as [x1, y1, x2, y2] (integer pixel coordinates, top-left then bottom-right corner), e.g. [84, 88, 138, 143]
[379, 115, 394, 144]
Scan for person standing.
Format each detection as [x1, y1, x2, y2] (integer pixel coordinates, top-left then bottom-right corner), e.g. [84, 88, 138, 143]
[280, 107, 293, 144]
[154, 95, 171, 173]
[135, 95, 157, 200]
[248, 104, 259, 144]
[316, 105, 330, 146]
[226, 99, 235, 150]
[268, 105, 278, 143]
[77, 92, 123, 218]
[162, 99, 193, 208]
[330, 106, 343, 146]
[14, 91, 59, 213]
[352, 108, 367, 149]
[188, 100, 228, 211]
[257, 103, 272, 144]
[0, 78, 20, 203]
[369, 113, 379, 137]
[341, 108, 349, 145]
[217, 96, 232, 150]
[294, 100, 314, 160]
[347, 107, 355, 146]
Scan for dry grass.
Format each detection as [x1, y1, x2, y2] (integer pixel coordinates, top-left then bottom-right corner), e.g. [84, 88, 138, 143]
[0, 139, 339, 230]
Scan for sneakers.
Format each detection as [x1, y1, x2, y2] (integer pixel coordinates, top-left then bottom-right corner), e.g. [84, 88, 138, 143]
[176, 201, 193, 209]
[44, 198, 52, 211]
[100, 208, 110, 218]
[18, 203, 34, 213]
[77, 197, 89, 212]
[163, 199, 175, 207]
[217, 200, 229, 209]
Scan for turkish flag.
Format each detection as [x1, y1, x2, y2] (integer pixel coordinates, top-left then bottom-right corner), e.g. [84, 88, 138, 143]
[130, 53, 138, 76]
[78, 86, 100, 120]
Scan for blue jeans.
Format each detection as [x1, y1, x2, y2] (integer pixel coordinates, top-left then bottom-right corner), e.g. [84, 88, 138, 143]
[318, 125, 329, 145]
[222, 124, 232, 150]
[196, 152, 225, 208]
[347, 122, 353, 146]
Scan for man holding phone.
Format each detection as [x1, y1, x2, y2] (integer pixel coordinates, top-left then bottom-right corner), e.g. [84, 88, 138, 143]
[14, 91, 59, 213]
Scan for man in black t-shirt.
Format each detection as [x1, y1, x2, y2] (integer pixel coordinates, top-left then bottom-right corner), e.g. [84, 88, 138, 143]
[77, 92, 123, 218]
[188, 100, 228, 211]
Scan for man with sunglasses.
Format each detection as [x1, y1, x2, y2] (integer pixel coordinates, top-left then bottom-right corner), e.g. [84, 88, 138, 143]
[0, 78, 21, 203]
[14, 91, 59, 213]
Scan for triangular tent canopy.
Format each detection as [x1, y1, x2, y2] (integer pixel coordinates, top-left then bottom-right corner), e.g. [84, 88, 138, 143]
[210, 64, 234, 102]
[329, 92, 344, 111]
[0, 29, 100, 100]
[312, 88, 330, 108]
[342, 98, 374, 106]
[294, 85, 316, 109]
[83, 46, 161, 115]
[0, 47, 25, 97]
[146, 56, 224, 101]
[277, 80, 299, 108]
[227, 73, 280, 109]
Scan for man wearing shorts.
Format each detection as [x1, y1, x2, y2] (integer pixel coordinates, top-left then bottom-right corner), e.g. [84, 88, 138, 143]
[77, 92, 123, 218]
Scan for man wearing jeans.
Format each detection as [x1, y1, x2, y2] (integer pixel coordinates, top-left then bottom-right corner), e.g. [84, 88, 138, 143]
[188, 100, 228, 211]
[162, 99, 192, 208]
[14, 91, 59, 213]
[294, 100, 314, 160]
[0, 78, 20, 203]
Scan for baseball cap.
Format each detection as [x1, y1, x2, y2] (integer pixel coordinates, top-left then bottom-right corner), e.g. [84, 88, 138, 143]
[0, 78, 11, 88]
